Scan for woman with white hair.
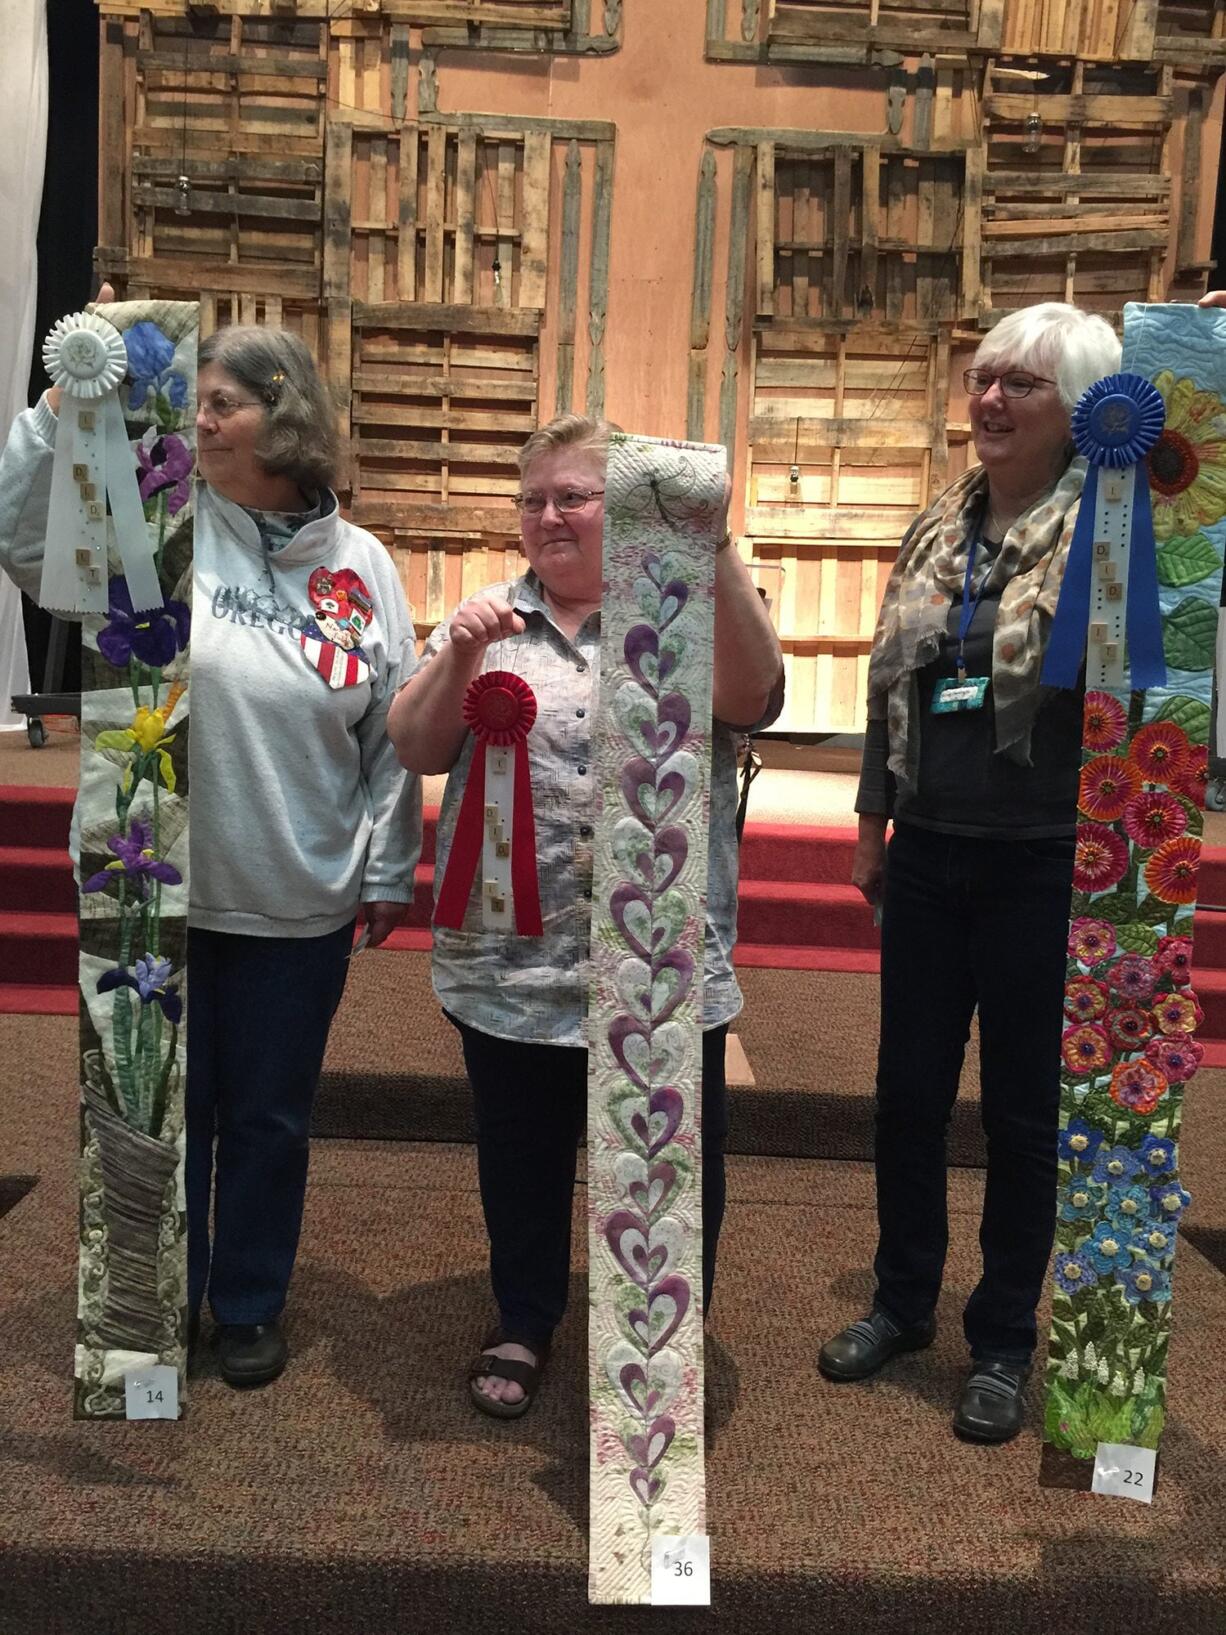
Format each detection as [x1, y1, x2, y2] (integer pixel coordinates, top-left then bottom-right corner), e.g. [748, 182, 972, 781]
[818, 302, 1123, 1442]
[0, 308, 421, 1388]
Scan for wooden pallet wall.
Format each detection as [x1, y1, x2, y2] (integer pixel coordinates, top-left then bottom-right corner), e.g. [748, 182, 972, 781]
[97, 4, 615, 643]
[692, 12, 1222, 731]
[705, 0, 1004, 62]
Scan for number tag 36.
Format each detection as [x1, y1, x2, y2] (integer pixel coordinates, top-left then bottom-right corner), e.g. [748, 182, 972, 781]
[651, 1534, 711, 1606]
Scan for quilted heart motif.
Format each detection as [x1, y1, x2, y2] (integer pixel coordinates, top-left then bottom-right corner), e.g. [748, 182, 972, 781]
[625, 1274, 691, 1355]
[620, 750, 701, 829]
[612, 683, 692, 766]
[606, 1340, 682, 1418]
[610, 1016, 690, 1094]
[628, 1415, 676, 1471]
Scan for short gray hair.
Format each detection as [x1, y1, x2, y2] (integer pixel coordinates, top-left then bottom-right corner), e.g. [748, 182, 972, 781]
[517, 412, 620, 475]
[973, 303, 1122, 410]
[197, 325, 340, 492]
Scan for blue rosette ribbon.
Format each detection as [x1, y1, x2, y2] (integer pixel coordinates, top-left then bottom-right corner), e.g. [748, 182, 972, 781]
[1042, 372, 1167, 689]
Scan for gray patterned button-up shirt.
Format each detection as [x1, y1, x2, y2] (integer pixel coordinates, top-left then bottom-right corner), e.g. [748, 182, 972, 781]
[419, 573, 750, 1046]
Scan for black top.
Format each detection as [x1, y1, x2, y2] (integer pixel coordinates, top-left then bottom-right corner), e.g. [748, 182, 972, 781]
[857, 548, 1083, 839]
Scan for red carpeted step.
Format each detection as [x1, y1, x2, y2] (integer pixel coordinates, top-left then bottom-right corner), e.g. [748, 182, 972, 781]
[736, 879, 880, 950]
[739, 822, 857, 883]
[0, 786, 73, 850]
[0, 847, 77, 914]
[1192, 968, 1226, 1042]
[1202, 849, 1226, 906]
[380, 926, 433, 953]
[734, 942, 881, 974]
[0, 983, 76, 1015]
[0, 911, 78, 986]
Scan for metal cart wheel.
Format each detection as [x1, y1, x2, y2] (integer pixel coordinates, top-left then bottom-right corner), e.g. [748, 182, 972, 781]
[25, 717, 47, 749]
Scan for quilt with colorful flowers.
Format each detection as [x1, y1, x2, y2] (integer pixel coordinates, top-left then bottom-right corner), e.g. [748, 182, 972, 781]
[1042, 303, 1224, 1474]
[73, 301, 196, 1418]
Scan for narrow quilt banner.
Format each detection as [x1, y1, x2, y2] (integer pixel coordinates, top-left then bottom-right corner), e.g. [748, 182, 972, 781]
[74, 300, 196, 1419]
[587, 436, 724, 1603]
[1041, 303, 1226, 1482]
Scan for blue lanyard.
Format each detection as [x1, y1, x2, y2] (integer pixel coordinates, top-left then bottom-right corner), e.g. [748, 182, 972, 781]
[956, 534, 989, 680]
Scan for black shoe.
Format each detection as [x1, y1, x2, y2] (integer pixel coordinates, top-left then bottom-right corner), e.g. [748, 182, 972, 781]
[216, 1322, 288, 1388]
[953, 1360, 1030, 1443]
[818, 1308, 936, 1381]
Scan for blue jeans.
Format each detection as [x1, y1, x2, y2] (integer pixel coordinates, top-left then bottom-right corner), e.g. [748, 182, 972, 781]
[186, 921, 353, 1325]
[873, 823, 1072, 1363]
[452, 1019, 730, 1346]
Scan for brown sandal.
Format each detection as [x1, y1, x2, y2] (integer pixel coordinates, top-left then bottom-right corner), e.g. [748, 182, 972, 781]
[467, 1325, 550, 1420]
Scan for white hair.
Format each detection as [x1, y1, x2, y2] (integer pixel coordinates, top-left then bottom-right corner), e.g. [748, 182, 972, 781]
[973, 303, 1122, 410]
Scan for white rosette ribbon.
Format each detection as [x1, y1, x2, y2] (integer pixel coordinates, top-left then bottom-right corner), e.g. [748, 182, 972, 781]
[41, 311, 164, 616]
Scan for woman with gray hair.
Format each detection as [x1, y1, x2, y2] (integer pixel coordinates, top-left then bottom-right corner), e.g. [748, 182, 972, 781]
[0, 308, 422, 1388]
[388, 412, 783, 1419]
[817, 301, 1122, 1442]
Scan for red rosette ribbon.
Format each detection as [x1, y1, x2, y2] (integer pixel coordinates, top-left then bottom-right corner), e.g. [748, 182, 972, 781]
[433, 671, 543, 936]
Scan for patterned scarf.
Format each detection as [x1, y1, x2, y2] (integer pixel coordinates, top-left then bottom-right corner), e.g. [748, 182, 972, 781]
[866, 458, 1087, 794]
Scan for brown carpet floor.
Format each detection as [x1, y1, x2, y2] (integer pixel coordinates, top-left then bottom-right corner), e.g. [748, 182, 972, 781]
[2, 1015, 1226, 1632]
[315, 950, 994, 1163]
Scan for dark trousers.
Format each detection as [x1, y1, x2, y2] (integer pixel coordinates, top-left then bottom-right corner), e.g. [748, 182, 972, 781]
[873, 823, 1072, 1363]
[186, 921, 353, 1325]
[453, 1020, 730, 1346]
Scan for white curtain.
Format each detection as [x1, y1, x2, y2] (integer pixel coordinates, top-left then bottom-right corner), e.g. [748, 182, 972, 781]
[0, 0, 48, 729]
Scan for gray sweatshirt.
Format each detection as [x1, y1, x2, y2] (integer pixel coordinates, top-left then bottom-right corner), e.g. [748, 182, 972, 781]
[0, 397, 422, 937]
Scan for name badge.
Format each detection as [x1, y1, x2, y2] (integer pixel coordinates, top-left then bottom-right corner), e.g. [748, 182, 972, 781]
[932, 675, 989, 713]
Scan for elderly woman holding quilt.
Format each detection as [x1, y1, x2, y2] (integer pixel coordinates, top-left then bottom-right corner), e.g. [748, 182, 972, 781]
[389, 412, 783, 1420]
[0, 308, 421, 1389]
[819, 302, 1123, 1443]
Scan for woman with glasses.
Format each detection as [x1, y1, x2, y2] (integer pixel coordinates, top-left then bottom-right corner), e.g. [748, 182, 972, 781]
[388, 412, 783, 1418]
[0, 311, 421, 1388]
[818, 302, 1122, 1443]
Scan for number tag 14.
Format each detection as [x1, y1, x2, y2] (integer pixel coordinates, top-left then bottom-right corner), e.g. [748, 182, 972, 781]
[123, 1363, 179, 1421]
[651, 1534, 711, 1606]
[1092, 1442, 1157, 1504]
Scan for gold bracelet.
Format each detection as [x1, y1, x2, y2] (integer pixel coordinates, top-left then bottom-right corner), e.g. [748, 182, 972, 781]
[716, 530, 734, 554]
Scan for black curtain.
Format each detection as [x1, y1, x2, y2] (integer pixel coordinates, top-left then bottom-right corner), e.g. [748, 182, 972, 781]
[20, 0, 97, 697]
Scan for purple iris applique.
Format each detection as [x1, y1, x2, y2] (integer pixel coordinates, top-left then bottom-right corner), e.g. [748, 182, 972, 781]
[97, 577, 190, 669]
[97, 954, 183, 1023]
[136, 429, 193, 515]
[82, 818, 182, 900]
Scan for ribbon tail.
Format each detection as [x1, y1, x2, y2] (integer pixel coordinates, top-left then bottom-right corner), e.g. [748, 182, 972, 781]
[1126, 461, 1167, 690]
[433, 743, 486, 931]
[1042, 465, 1099, 688]
[39, 393, 107, 615]
[510, 739, 543, 937]
[104, 393, 164, 614]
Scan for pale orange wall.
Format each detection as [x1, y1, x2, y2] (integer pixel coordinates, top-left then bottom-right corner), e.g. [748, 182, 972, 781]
[431, 1, 1224, 518]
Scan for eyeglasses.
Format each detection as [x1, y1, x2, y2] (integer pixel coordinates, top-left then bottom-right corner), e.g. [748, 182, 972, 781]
[963, 368, 1056, 400]
[198, 391, 264, 420]
[513, 487, 605, 515]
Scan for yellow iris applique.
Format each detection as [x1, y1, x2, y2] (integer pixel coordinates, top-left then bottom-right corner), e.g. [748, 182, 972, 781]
[1148, 370, 1226, 541]
[95, 684, 185, 794]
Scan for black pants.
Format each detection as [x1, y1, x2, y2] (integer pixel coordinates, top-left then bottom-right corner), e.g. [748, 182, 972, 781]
[186, 921, 353, 1324]
[873, 823, 1072, 1363]
[452, 1019, 730, 1346]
